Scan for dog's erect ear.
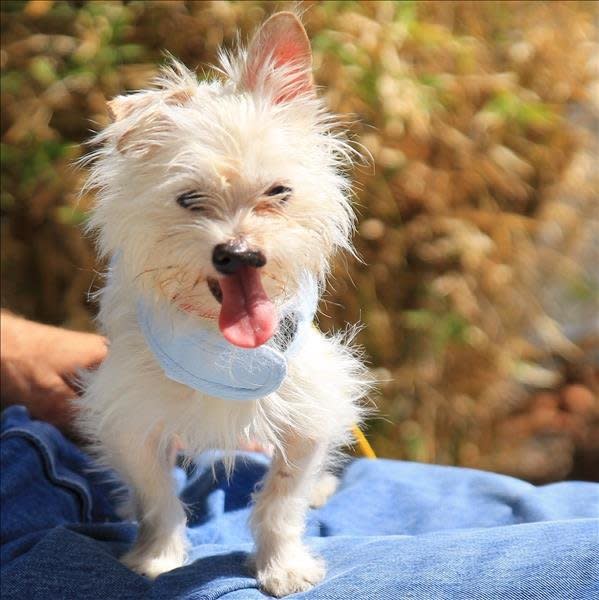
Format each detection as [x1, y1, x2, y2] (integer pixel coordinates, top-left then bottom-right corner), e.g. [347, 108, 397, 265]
[243, 12, 314, 102]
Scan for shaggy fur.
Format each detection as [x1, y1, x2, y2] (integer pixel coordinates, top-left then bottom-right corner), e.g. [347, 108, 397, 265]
[77, 12, 370, 596]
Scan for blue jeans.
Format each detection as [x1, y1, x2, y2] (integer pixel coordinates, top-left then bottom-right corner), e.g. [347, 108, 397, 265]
[1, 405, 598, 599]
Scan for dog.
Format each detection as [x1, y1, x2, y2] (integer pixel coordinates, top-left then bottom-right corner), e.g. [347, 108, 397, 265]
[77, 12, 369, 596]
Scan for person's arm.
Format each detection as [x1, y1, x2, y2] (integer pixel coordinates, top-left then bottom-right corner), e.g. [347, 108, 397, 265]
[0, 310, 108, 430]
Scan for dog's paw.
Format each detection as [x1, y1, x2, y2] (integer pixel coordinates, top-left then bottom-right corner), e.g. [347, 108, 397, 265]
[122, 550, 185, 579]
[256, 552, 325, 597]
[310, 473, 339, 508]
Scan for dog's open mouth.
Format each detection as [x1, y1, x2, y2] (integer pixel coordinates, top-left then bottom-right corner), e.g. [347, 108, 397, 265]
[207, 269, 276, 349]
[207, 277, 223, 304]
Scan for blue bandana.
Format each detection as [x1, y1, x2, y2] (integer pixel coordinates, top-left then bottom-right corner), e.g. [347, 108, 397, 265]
[137, 275, 318, 402]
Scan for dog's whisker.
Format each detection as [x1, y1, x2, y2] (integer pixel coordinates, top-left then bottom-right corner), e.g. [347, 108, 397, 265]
[134, 265, 178, 282]
[191, 274, 204, 290]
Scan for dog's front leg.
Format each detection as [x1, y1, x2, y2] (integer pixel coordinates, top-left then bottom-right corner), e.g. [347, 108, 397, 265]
[117, 428, 188, 579]
[251, 435, 327, 596]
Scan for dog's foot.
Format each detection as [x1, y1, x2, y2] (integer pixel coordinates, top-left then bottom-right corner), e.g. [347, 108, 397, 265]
[256, 550, 325, 597]
[122, 549, 185, 579]
[310, 472, 339, 508]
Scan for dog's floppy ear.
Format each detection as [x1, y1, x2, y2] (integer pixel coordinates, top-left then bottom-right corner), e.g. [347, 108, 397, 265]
[107, 96, 131, 122]
[243, 12, 314, 102]
[106, 88, 193, 155]
[107, 93, 163, 123]
[106, 88, 193, 123]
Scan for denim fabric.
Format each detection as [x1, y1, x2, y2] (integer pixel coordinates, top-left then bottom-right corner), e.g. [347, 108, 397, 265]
[1, 405, 598, 600]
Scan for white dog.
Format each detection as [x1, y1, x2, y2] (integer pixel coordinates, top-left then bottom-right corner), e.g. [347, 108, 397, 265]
[77, 12, 369, 597]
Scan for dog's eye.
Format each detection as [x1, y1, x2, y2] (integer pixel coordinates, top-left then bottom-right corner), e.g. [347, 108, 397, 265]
[176, 190, 207, 212]
[265, 185, 292, 201]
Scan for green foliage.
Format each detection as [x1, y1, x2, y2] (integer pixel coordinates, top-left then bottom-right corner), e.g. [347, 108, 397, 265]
[484, 91, 557, 129]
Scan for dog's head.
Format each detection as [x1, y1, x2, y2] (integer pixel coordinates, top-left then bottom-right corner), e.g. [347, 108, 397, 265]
[86, 12, 356, 348]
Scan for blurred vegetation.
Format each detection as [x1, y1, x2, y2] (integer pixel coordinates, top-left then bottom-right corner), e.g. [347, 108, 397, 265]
[1, 1, 597, 482]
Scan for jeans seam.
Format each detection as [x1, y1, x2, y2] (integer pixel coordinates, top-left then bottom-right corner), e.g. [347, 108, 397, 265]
[1, 428, 92, 522]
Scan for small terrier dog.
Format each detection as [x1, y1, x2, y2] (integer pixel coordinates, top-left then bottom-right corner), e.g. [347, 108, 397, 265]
[78, 12, 369, 597]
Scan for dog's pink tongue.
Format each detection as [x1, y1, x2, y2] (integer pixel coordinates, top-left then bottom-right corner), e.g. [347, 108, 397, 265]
[218, 266, 276, 348]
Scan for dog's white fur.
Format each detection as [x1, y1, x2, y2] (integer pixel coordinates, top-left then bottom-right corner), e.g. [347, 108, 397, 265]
[77, 12, 369, 596]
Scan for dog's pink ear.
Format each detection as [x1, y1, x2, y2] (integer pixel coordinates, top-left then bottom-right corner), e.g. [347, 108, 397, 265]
[244, 12, 314, 102]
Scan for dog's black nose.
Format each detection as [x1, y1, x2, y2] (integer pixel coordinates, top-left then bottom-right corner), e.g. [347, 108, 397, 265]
[212, 240, 267, 275]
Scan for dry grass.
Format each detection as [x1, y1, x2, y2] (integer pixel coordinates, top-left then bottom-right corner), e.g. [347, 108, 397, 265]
[1, 1, 597, 481]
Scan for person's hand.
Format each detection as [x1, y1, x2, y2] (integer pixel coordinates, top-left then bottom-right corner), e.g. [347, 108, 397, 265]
[0, 312, 108, 430]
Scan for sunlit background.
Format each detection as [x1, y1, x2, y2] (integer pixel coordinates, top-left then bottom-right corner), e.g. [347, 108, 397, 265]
[1, 0, 597, 482]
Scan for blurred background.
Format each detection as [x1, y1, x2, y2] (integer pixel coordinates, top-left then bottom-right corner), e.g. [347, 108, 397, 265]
[1, 1, 597, 482]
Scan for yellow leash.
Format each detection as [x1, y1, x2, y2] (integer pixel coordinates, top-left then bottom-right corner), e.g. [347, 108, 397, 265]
[352, 424, 377, 459]
[307, 326, 376, 459]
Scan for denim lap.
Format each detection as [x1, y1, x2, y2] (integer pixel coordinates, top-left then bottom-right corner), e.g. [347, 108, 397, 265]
[1, 405, 597, 599]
